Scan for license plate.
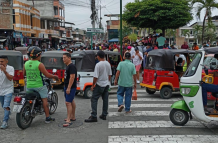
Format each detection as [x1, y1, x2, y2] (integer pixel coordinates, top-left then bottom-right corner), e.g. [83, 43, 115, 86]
[13, 105, 23, 113]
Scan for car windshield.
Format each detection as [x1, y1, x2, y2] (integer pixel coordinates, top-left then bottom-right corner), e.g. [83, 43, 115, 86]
[183, 53, 202, 77]
[41, 57, 65, 69]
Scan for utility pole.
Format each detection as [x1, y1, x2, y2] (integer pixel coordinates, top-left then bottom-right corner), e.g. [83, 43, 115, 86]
[91, 0, 96, 29]
[120, 0, 123, 57]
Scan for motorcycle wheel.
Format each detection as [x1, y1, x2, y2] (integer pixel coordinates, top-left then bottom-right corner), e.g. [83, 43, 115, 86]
[49, 92, 58, 115]
[16, 102, 33, 129]
[169, 109, 189, 126]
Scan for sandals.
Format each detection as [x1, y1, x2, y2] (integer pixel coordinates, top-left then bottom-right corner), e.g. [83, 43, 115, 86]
[63, 122, 72, 127]
[64, 119, 76, 121]
[118, 105, 124, 112]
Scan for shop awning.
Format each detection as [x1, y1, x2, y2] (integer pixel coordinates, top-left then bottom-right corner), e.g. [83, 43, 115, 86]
[0, 39, 6, 42]
[108, 38, 119, 43]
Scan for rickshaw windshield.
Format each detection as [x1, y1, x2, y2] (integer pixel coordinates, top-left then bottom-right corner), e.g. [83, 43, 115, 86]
[145, 55, 170, 70]
[8, 56, 23, 70]
[183, 53, 202, 77]
[41, 57, 65, 69]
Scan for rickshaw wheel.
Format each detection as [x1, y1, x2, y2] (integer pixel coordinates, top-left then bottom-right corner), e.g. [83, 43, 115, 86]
[170, 109, 189, 126]
[160, 87, 172, 99]
[84, 87, 93, 99]
[146, 88, 156, 94]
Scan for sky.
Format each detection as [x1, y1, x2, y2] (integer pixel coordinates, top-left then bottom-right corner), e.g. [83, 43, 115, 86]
[64, 0, 218, 30]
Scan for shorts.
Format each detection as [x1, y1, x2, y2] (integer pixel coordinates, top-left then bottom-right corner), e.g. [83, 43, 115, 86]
[135, 65, 141, 72]
[27, 85, 48, 99]
[64, 87, 76, 103]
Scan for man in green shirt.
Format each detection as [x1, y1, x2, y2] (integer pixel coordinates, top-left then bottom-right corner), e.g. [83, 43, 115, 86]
[24, 46, 59, 123]
[114, 52, 136, 113]
[156, 33, 166, 49]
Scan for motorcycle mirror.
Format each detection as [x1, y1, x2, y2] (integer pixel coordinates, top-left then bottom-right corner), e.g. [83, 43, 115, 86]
[52, 69, 57, 73]
[204, 66, 209, 75]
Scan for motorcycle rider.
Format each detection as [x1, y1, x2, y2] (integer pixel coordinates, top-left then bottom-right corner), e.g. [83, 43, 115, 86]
[24, 46, 59, 123]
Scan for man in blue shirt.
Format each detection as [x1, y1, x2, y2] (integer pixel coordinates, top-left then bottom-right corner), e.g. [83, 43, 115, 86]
[143, 43, 153, 68]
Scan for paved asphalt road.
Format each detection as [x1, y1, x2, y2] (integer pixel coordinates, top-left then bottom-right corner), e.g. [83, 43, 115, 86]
[1, 86, 218, 143]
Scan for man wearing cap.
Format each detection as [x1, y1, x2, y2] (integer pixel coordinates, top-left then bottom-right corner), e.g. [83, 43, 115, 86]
[85, 51, 112, 122]
[133, 47, 143, 84]
[114, 52, 136, 113]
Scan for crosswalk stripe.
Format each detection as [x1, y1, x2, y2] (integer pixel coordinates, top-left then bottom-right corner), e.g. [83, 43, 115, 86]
[108, 121, 203, 128]
[108, 111, 169, 117]
[109, 104, 171, 108]
[109, 98, 179, 102]
[109, 94, 161, 97]
[108, 135, 218, 142]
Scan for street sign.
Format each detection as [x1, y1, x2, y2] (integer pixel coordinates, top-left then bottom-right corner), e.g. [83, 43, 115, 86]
[87, 28, 104, 33]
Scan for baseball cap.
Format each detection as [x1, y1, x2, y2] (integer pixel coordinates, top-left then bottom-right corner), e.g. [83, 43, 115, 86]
[127, 46, 132, 50]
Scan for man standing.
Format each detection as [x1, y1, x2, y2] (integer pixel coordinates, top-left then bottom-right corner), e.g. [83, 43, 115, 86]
[181, 42, 189, 49]
[24, 46, 59, 123]
[192, 43, 199, 50]
[0, 56, 14, 129]
[85, 51, 112, 122]
[114, 52, 136, 113]
[156, 33, 166, 49]
[63, 53, 77, 127]
[133, 47, 143, 83]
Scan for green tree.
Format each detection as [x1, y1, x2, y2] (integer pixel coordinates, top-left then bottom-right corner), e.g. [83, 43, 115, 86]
[166, 29, 176, 44]
[119, 21, 132, 40]
[128, 33, 138, 43]
[193, 25, 202, 43]
[123, 0, 193, 36]
[191, 0, 218, 43]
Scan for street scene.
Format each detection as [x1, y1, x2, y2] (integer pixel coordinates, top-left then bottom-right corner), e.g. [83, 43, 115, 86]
[1, 0, 218, 143]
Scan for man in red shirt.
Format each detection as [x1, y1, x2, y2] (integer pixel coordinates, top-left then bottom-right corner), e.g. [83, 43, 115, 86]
[181, 42, 189, 49]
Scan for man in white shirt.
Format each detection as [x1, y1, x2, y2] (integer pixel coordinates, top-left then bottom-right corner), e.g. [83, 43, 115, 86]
[0, 56, 14, 129]
[175, 54, 186, 66]
[85, 51, 112, 122]
[133, 47, 143, 83]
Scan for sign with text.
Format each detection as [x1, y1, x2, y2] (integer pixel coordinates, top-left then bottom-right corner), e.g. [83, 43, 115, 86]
[87, 28, 104, 33]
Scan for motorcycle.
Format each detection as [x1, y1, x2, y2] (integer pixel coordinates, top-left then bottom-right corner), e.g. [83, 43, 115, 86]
[13, 71, 58, 129]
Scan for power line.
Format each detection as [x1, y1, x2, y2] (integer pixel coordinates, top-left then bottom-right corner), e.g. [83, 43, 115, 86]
[75, 20, 91, 25]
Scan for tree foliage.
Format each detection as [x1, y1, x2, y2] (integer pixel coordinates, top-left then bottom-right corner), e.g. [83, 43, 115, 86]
[123, 0, 193, 36]
[191, 0, 218, 43]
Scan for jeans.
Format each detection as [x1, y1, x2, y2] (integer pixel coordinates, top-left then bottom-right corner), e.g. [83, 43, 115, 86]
[117, 86, 133, 112]
[0, 93, 13, 122]
[202, 83, 218, 106]
[91, 84, 109, 117]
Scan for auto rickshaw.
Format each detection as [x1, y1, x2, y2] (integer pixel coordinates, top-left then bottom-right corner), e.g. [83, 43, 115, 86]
[15, 47, 29, 63]
[41, 51, 68, 85]
[202, 54, 218, 102]
[140, 49, 195, 99]
[170, 47, 218, 126]
[0, 51, 24, 91]
[71, 50, 122, 98]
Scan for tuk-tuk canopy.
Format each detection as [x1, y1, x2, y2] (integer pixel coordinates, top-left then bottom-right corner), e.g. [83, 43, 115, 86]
[71, 50, 120, 72]
[41, 51, 69, 69]
[204, 47, 218, 54]
[146, 49, 195, 71]
[15, 47, 28, 55]
[0, 51, 23, 70]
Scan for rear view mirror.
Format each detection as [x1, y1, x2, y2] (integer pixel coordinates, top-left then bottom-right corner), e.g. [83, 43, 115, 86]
[52, 69, 57, 73]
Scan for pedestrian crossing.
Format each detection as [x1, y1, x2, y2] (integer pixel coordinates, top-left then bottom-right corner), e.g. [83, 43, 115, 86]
[108, 89, 218, 143]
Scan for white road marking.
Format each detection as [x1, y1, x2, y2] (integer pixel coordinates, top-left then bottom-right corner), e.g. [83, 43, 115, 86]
[108, 121, 203, 128]
[109, 104, 171, 108]
[108, 135, 218, 143]
[109, 98, 179, 102]
[108, 111, 169, 117]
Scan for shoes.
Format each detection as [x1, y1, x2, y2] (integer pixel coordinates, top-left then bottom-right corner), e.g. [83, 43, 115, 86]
[99, 115, 106, 120]
[118, 105, 124, 112]
[45, 117, 55, 124]
[126, 110, 132, 114]
[137, 80, 140, 84]
[84, 116, 97, 122]
[0, 121, 8, 129]
[204, 107, 214, 114]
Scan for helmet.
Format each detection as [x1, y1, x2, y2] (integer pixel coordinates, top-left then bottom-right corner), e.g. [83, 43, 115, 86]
[27, 46, 42, 59]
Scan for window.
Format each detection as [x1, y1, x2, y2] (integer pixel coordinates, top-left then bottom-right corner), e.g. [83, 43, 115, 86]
[13, 9, 15, 24]
[184, 53, 202, 77]
[54, 7, 58, 15]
